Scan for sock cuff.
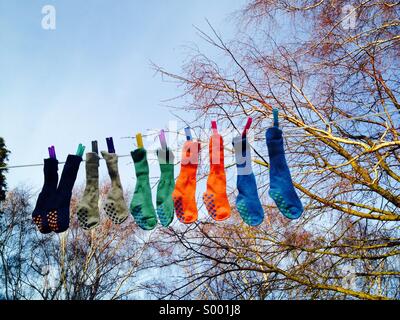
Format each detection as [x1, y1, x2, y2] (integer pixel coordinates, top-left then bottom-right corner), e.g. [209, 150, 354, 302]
[43, 158, 59, 177]
[209, 134, 225, 169]
[86, 152, 100, 164]
[85, 152, 99, 179]
[266, 127, 285, 156]
[131, 148, 150, 176]
[157, 147, 175, 165]
[232, 135, 253, 176]
[181, 141, 200, 166]
[57, 154, 82, 192]
[101, 151, 119, 178]
[64, 154, 82, 169]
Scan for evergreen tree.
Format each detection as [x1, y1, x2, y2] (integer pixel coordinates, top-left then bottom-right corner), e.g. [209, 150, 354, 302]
[0, 137, 10, 202]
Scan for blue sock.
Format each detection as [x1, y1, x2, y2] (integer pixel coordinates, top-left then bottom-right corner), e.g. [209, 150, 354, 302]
[266, 124, 303, 219]
[232, 136, 264, 226]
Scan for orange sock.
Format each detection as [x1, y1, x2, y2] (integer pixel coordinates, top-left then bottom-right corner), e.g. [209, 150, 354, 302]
[203, 126, 231, 221]
[173, 140, 201, 224]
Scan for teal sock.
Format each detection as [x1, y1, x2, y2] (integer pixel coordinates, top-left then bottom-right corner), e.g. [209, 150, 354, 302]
[156, 148, 175, 227]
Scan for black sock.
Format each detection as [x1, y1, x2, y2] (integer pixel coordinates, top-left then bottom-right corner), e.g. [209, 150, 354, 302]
[32, 158, 59, 234]
[48, 154, 82, 233]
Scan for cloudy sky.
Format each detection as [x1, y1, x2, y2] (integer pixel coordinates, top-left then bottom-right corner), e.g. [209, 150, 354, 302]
[0, 0, 245, 192]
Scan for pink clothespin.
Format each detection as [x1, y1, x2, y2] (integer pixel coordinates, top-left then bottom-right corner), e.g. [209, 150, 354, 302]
[211, 121, 218, 135]
[242, 117, 253, 137]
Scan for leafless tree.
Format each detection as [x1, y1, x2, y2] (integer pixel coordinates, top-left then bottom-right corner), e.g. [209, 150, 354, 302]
[0, 185, 154, 300]
[147, 0, 400, 300]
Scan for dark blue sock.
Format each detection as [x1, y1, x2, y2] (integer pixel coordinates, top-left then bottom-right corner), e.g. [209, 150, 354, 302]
[266, 125, 303, 219]
[32, 158, 59, 234]
[233, 136, 264, 226]
[48, 154, 82, 233]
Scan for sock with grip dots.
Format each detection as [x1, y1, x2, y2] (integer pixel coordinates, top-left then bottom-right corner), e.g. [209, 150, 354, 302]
[32, 158, 59, 234]
[232, 136, 264, 226]
[76, 152, 100, 230]
[266, 124, 303, 219]
[172, 141, 200, 224]
[203, 133, 231, 221]
[101, 151, 129, 224]
[48, 154, 82, 233]
[156, 148, 175, 227]
[130, 148, 157, 230]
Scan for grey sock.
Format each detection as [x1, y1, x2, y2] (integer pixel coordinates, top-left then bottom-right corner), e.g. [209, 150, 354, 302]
[101, 151, 129, 224]
[77, 152, 100, 230]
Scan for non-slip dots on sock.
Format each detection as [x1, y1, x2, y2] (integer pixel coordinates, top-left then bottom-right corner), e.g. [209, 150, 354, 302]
[203, 193, 217, 219]
[47, 210, 59, 232]
[157, 205, 169, 226]
[32, 215, 45, 232]
[236, 199, 261, 226]
[130, 205, 156, 230]
[104, 202, 124, 224]
[77, 208, 92, 228]
[173, 196, 185, 222]
[270, 191, 293, 218]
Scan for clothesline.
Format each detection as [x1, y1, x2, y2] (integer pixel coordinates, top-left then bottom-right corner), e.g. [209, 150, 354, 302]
[0, 154, 133, 170]
[1, 110, 397, 170]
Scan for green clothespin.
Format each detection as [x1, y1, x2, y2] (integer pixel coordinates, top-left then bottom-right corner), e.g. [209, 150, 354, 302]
[76, 143, 85, 157]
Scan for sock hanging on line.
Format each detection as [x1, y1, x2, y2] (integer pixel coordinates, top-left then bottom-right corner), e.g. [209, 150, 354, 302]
[101, 151, 129, 224]
[172, 140, 200, 224]
[130, 148, 157, 230]
[156, 148, 175, 227]
[203, 132, 231, 221]
[266, 116, 303, 220]
[232, 136, 264, 226]
[48, 154, 82, 233]
[32, 158, 59, 234]
[76, 152, 100, 230]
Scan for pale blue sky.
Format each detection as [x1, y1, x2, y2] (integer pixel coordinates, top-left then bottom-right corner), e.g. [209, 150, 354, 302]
[0, 0, 246, 191]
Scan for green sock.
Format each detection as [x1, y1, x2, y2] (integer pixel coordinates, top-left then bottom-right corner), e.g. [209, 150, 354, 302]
[156, 148, 175, 227]
[130, 148, 157, 230]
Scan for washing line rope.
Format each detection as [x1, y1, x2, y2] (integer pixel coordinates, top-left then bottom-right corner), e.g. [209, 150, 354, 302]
[0, 110, 397, 170]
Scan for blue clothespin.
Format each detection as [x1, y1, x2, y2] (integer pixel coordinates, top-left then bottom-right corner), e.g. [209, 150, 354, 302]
[106, 137, 115, 153]
[184, 127, 192, 141]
